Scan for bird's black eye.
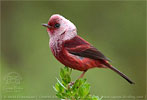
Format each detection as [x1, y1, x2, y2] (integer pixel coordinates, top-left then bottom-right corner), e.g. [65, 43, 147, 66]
[54, 23, 60, 28]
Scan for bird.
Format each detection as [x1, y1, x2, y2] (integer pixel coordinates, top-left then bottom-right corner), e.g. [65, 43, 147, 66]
[42, 14, 134, 84]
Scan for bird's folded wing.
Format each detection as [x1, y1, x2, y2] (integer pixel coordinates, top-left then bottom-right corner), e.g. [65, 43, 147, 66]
[64, 36, 110, 61]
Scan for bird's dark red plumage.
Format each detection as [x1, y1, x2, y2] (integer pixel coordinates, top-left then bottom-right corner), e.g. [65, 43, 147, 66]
[64, 36, 110, 61]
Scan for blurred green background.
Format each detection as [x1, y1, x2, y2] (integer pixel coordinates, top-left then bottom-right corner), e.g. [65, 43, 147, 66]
[1, 1, 146, 100]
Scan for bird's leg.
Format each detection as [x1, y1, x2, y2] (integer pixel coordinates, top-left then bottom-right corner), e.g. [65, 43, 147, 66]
[68, 70, 87, 87]
[78, 70, 87, 79]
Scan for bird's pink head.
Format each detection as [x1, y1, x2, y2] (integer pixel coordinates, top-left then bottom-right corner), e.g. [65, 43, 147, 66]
[42, 14, 77, 39]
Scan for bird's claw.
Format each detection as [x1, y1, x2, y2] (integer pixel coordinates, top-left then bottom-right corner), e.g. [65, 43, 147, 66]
[68, 81, 75, 87]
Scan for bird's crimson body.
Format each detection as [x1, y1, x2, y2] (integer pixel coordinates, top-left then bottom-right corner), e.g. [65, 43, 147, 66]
[42, 14, 134, 84]
[50, 35, 103, 71]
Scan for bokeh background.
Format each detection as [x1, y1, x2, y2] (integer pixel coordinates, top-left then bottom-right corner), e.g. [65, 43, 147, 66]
[1, 1, 146, 100]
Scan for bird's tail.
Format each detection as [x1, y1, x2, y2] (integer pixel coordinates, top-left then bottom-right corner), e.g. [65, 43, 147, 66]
[103, 61, 135, 84]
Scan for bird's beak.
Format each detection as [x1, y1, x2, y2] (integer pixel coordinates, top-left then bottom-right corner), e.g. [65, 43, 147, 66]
[42, 24, 51, 28]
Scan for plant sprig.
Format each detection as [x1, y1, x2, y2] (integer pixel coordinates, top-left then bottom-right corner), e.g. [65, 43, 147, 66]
[53, 67, 102, 100]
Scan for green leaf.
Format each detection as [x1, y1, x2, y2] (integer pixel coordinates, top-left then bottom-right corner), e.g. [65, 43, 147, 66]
[83, 84, 90, 96]
[56, 78, 66, 89]
[54, 83, 60, 92]
[56, 93, 64, 99]
[60, 67, 71, 85]
[92, 96, 99, 100]
[60, 68, 65, 80]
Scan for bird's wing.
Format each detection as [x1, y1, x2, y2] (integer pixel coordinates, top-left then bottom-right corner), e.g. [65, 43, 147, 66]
[64, 36, 110, 61]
